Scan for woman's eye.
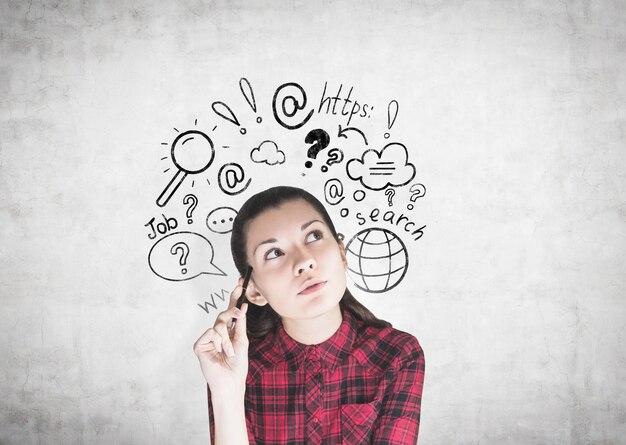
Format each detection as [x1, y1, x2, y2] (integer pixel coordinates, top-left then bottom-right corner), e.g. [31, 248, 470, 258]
[265, 248, 283, 260]
[305, 230, 323, 243]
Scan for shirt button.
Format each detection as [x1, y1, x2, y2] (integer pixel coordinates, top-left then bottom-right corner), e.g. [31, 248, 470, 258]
[308, 359, 321, 373]
[306, 347, 319, 359]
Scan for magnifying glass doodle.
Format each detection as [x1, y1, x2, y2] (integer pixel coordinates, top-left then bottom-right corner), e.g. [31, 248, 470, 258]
[156, 130, 215, 207]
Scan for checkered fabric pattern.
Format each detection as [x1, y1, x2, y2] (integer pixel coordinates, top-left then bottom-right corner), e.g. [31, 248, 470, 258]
[208, 306, 425, 444]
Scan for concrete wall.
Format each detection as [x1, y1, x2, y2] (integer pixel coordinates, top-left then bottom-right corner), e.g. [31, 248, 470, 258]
[1, 1, 624, 443]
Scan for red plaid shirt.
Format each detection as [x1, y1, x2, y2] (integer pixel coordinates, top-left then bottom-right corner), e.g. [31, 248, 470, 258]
[208, 306, 425, 444]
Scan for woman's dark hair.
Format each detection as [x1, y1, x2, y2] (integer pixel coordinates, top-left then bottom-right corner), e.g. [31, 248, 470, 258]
[231, 185, 391, 338]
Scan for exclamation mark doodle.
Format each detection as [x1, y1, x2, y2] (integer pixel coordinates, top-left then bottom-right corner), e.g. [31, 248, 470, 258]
[385, 100, 399, 139]
[211, 101, 246, 135]
[240, 77, 262, 124]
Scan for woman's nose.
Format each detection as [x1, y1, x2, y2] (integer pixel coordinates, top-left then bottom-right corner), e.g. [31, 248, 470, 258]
[294, 249, 316, 275]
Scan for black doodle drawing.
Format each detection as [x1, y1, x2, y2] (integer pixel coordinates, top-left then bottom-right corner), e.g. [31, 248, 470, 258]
[145, 214, 178, 239]
[272, 82, 314, 130]
[304, 129, 330, 169]
[323, 178, 345, 206]
[407, 183, 426, 210]
[170, 242, 190, 275]
[239, 77, 262, 124]
[385, 100, 399, 139]
[218, 162, 252, 196]
[206, 207, 237, 234]
[148, 231, 226, 281]
[385, 188, 395, 207]
[212, 101, 246, 135]
[337, 124, 368, 145]
[157, 130, 215, 207]
[346, 142, 415, 191]
[317, 82, 373, 126]
[344, 227, 408, 294]
[197, 289, 230, 314]
[251, 140, 286, 165]
[149, 77, 427, 298]
[183, 194, 198, 224]
[354, 208, 426, 242]
[322, 148, 344, 172]
[353, 190, 366, 202]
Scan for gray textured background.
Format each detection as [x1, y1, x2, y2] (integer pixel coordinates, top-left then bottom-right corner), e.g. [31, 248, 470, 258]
[1, 1, 625, 444]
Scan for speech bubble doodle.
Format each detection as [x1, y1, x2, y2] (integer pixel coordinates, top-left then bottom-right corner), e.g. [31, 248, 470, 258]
[218, 163, 252, 196]
[148, 231, 226, 281]
[324, 178, 345, 206]
[272, 82, 314, 130]
[250, 140, 285, 165]
[346, 142, 415, 191]
[206, 207, 238, 234]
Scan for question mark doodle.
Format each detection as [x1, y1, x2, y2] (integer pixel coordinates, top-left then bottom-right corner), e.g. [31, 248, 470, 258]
[239, 77, 262, 124]
[272, 82, 314, 130]
[322, 148, 344, 172]
[406, 183, 426, 210]
[183, 194, 198, 224]
[211, 101, 246, 135]
[385, 100, 399, 139]
[385, 188, 395, 207]
[170, 242, 190, 275]
[305, 129, 330, 169]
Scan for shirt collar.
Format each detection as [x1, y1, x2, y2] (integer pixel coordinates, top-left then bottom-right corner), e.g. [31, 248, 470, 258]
[275, 306, 357, 373]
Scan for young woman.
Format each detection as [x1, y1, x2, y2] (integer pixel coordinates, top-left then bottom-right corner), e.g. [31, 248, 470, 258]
[193, 186, 425, 445]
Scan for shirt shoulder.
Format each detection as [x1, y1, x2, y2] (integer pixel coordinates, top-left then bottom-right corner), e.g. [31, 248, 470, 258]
[247, 329, 285, 381]
[351, 322, 424, 375]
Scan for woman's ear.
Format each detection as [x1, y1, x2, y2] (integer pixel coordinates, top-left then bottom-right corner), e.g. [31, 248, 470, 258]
[338, 240, 348, 271]
[244, 280, 269, 307]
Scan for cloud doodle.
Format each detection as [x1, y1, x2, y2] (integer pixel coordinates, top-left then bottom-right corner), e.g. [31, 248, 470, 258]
[250, 140, 286, 165]
[346, 142, 415, 191]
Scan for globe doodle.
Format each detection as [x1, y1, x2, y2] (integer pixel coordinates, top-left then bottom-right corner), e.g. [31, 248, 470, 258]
[345, 227, 409, 293]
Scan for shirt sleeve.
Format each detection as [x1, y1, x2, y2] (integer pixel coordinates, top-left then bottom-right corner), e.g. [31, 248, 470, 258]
[371, 338, 425, 445]
[207, 385, 257, 445]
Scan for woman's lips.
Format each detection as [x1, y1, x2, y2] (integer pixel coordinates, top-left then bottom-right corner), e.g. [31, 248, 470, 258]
[298, 281, 326, 295]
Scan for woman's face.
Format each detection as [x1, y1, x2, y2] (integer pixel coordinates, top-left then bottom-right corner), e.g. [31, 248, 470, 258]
[244, 198, 347, 321]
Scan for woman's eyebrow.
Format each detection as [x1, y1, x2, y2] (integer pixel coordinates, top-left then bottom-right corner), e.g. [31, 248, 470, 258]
[253, 220, 325, 255]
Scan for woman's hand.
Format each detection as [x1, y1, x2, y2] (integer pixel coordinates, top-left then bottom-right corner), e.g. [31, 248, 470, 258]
[193, 282, 249, 394]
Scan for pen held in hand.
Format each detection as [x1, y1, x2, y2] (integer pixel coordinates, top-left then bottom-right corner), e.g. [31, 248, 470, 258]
[232, 266, 252, 328]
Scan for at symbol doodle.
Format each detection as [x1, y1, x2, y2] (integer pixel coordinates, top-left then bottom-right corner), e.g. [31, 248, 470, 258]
[218, 163, 252, 196]
[272, 82, 314, 130]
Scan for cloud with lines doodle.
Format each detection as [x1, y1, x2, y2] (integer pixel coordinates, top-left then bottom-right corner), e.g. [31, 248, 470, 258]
[250, 140, 286, 165]
[346, 142, 415, 190]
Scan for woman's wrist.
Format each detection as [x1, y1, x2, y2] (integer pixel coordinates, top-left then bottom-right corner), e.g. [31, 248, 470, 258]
[210, 384, 246, 402]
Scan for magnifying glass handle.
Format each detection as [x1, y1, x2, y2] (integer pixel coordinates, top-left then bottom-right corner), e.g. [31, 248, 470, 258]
[156, 169, 188, 207]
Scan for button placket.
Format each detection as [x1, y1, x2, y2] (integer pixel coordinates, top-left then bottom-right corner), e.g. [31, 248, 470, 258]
[305, 346, 323, 443]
